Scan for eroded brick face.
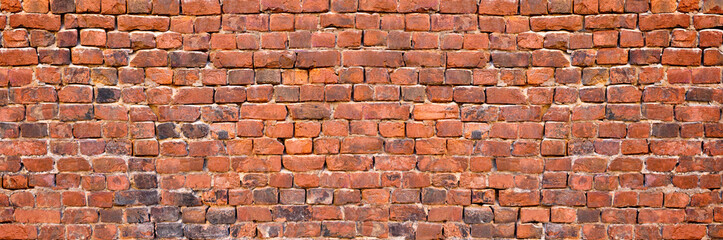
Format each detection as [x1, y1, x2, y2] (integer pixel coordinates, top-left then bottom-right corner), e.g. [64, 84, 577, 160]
[0, 0, 722, 239]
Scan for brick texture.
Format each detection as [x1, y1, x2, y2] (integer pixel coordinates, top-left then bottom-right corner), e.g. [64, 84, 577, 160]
[1, 0, 723, 239]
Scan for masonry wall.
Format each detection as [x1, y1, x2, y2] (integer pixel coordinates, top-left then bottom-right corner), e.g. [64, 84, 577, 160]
[0, 0, 722, 239]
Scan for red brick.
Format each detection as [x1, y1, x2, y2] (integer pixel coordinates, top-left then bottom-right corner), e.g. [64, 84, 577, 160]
[530, 15, 583, 31]
[663, 225, 706, 239]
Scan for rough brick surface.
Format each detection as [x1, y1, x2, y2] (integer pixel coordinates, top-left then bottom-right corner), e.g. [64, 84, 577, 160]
[0, 0, 722, 239]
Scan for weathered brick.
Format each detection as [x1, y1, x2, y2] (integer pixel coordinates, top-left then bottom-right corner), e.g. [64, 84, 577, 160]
[0, 3, 720, 239]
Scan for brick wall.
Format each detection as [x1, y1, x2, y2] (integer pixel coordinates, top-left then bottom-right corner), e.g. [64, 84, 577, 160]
[0, 0, 722, 238]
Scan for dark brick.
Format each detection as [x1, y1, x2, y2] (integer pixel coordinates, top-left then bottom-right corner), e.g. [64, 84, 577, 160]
[253, 188, 278, 205]
[51, 0, 75, 13]
[156, 223, 184, 238]
[114, 190, 159, 206]
[132, 174, 157, 189]
[180, 123, 209, 138]
[464, 207, 494, 224]
[165, 192, 203, 206]
[156, 123, 179, 139]
[207, 207, 236, 224]
[389, 222, 415, 239]
[421, 187, 447, 204]
[652, 123, 680, 138]
[20, 123, 48, 138]
[272, 205, 311, 221]
[151, 206, 180, 222]
[96, 88, 121, 103]
[184, 225, 229, 239]
[169, 51, 208, 68]
[125, 207, 150, 223]
[100, 209, 123, 223]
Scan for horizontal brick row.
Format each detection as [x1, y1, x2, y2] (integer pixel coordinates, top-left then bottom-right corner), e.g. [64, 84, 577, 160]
[1, 222, 721, 239]
[2, 47, 723, 67]
[2, 99, 722, 118]
[2, 13, 720, 32]
[3, 153, 723, 171]
[2, 187, 717, 209]
[3, 66, 723, 88]
[1, 137, 723, 157]
[3, 0, 723, 15]
[6, 117, 723, 139]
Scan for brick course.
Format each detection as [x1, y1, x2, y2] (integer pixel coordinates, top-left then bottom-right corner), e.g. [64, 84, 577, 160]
[0, 0, 723, 239]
